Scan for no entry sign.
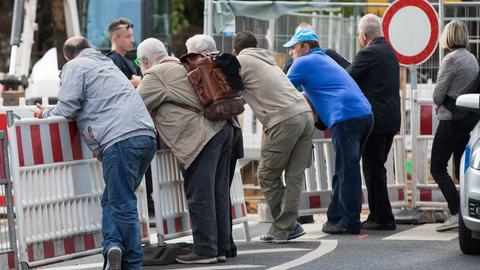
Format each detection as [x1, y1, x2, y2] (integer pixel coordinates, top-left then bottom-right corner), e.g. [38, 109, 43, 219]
[382, 0, 439, 66]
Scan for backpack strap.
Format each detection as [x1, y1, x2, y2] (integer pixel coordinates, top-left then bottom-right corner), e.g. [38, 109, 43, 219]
[169, 102, 201, 114]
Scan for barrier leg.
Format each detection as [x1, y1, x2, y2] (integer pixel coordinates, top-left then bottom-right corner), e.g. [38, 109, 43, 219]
[243, 221, 251, 241]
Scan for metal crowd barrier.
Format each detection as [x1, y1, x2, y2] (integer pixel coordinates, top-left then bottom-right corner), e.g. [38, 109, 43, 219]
[150, 149, 250, 244]
[411, 90, 456, 209]
[6, 113, 150, 268]
[299, 135, 408, 215]
[0, 131, 18, 269]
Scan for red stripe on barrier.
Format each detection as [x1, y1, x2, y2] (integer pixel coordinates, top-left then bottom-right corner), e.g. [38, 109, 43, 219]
[7, 250, 14, 269]
[163, 219, 169, 234]
[64, 237, 75, 254]
[16, 126, 25, 167]
[27, 244, 34, 261]
[30, 125, 45, 165]
[49, 123, 64, 162]
[43, 240, 55, 258]
[231, 205, 237, 219]
[398, 188, 405, 201]
[420, 189, 432, 201]
[241, 203, 246, 217]
[84, 234, 95, 250]
[0, 195, 13, 207]
[174, 217, 183, 233]
[309, 195, 321, 208]
[362, 192, 365, 204]
[0, 142, 5, 179]
[420, 105, 433, 135]
[142, 222, 148, 238]
[68, 122, 83, 160]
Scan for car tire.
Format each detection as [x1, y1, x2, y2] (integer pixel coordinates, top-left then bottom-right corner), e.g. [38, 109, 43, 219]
[459, 212, 480, 254]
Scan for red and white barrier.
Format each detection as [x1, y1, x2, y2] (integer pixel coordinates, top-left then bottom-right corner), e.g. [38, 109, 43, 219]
[150, 149, 250, 244]
[299, 134, 408, 215]
[7, 114, 149, 267]
[411, 90, 456, 208]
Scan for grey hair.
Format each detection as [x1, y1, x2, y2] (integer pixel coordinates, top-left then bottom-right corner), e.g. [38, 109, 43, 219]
[358, 14, 383, 38]
[186, 34, 217, 54]
[137, 38, 167, 64]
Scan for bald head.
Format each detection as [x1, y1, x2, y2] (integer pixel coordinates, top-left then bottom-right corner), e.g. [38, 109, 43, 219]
[63, 36, 91, 61]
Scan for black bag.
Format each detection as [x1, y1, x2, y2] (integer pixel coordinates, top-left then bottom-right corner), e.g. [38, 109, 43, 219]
[442, 70, 480, 131]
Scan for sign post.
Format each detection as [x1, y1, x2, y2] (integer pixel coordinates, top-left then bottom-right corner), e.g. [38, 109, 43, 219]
[382, 0, 439, 211]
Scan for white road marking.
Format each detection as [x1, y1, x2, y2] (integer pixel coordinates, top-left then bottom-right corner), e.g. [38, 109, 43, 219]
[156, 265, 263, 270]
[39, 263, 103, 270]
[238, 247, 310, 255]
[265, 240, 338, 270]
[383, 224, 458, 241]
[41, 263, 263, 270]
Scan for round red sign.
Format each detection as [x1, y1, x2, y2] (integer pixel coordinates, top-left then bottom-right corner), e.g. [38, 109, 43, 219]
[382, 0, 439, 65]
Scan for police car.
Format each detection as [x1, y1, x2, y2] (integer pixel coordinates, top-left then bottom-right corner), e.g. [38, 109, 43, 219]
[458, 93, 480, 254]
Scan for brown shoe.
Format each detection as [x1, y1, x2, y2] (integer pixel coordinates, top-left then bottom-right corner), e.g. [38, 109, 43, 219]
[176, 251, 217, 264]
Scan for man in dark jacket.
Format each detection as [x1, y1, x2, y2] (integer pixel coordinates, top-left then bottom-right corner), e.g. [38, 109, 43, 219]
[347, 14, 401, 231]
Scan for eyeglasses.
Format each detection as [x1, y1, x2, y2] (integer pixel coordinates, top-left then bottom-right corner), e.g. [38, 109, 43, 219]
[111, 23, 133, 32]
[134, 55, 149, 67]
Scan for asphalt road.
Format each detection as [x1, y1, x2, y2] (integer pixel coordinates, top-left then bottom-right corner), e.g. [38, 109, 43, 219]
[39, 215, 480, 270]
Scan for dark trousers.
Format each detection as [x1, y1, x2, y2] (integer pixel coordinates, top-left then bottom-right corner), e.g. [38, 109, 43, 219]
[430, 120, 470, 215]
[327, 115, 373, 230]
[362, 133, 395, 224]
[182, 122, 234, 257]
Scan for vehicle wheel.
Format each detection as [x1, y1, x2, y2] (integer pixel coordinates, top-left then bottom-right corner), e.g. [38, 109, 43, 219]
[459, 212, 480, 254]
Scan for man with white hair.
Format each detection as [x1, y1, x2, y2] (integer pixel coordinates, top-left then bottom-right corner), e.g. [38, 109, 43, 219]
[136, 38, 235, 264]
[347, 14, 401, 231]
[186, 34, 218, 54]
[186, 34, 244, 258]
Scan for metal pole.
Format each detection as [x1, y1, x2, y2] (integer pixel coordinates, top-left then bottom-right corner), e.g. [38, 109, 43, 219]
[439, 0, 445, 62]
[1, 131, 18, 269]
[409, 65, 418, 208]
[8, 0, 25, 75]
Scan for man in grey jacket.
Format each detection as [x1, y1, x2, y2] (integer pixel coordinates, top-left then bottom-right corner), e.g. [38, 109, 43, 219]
[234, 31, 314, 243]
[36, 36, 157, 270]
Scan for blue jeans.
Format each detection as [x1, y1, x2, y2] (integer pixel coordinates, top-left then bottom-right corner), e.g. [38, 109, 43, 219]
[327, 115, 373, 230]
[182, 122, 233, 257]
[101, 135, 156, 269]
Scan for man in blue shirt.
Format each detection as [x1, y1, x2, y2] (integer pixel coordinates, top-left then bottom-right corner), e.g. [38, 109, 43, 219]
[285, 28, 374, 234]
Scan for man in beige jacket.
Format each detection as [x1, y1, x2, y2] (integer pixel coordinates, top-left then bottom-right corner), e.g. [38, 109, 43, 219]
[136, 38, 234, 264]
[234, 31, 314, 243]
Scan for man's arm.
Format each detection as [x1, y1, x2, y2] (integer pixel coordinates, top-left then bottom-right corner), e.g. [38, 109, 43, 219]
[287, 61, 304, 89]
[325, 49, 351, 69]
[39, 63, 84, 119]
[137, 72, 168, 111]
[347, 49, 371, 82]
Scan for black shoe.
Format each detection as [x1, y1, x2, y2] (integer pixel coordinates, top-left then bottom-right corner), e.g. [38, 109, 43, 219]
[297, 215, 315, 224]
[322, 222, 360, 235]
[362, 221, 396, 231]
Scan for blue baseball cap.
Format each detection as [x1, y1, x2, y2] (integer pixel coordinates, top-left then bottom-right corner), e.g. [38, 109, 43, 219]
[283, 28, 318, 48]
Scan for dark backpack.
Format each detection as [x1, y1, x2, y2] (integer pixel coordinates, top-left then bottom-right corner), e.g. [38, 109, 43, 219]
[179, 52, 245, 121]
[443, 69, 480, 132]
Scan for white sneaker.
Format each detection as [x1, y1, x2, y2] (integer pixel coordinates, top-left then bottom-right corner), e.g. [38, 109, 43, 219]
[436, 214, 459, 232]
[105, 247, 122, 270]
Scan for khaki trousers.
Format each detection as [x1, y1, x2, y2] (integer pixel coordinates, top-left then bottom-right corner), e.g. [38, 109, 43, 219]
[258, 112, 314, 239]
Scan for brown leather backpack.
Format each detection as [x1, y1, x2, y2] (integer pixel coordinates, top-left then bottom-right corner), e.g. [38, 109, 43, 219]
[179, 52, 245, 121]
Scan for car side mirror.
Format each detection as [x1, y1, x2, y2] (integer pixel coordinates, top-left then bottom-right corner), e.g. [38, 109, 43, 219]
[456, 94, 480, 110]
